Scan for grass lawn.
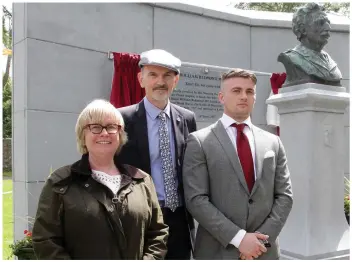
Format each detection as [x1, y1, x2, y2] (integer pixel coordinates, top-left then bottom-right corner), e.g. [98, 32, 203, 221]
[3, 178, 14, 259]
[3, 171, 12, 179]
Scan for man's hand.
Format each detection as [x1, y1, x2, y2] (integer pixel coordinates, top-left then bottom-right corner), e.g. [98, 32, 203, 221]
[238, 232, 268, 259]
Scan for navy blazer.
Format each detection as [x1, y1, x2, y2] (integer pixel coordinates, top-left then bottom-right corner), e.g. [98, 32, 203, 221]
[116, 99, 197, 207]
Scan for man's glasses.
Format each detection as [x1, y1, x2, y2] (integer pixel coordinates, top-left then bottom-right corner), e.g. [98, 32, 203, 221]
[85, 124, 121, 134]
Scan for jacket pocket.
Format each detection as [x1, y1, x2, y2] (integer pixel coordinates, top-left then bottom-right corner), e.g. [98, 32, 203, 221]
[52, 184, 69, 195]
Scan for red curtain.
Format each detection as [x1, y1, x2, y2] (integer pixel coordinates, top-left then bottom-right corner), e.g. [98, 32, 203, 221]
[269, 72, 286, 136]
[110, 52, 145, 108]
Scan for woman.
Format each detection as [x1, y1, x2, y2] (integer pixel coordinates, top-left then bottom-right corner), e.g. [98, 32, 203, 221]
[32, 99, 168, 259]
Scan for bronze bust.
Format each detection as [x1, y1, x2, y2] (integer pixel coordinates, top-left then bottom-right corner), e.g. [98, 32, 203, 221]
[278, 3, 342, 87]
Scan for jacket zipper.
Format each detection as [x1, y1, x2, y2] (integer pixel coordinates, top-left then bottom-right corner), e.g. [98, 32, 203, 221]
[112, 180, 135, 204]
[112, 194, 118, 203]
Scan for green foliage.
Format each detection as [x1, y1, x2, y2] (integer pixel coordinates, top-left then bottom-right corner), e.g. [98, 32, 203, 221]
[3, 171, 12, 178]
[235, 3, 303, 13]
[3, 6, 12, 137]
[233, 2, 350, 17]
[2, 5, 12, 49]
[345, 177, 350, 195]
[323, 2, 350, 16]
[3, 76, 12, 138]
[3, 5, 13, 109]
[345, 196, 350, 217]
[345, 177, 350, 218]
[9, 230, 36, 260]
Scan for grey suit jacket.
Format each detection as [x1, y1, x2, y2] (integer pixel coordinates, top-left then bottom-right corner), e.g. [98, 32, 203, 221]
[182, 120, 293, 259]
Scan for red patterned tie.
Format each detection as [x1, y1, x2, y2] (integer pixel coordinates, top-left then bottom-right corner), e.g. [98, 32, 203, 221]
[232, 123, 255, 192]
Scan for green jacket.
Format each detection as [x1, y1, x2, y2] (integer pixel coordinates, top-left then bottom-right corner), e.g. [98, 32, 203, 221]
[32, 154, 168, 259]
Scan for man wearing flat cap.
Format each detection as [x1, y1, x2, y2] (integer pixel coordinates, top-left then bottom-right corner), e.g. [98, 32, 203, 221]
[117, 49, 197, 259]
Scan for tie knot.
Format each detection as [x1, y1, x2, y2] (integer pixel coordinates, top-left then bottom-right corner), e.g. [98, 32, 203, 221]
[232, 123, 246, 132]
[158, 111, 166, 120]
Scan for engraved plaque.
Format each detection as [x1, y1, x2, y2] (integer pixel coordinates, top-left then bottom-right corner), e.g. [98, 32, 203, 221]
[171, 66, 224, 122]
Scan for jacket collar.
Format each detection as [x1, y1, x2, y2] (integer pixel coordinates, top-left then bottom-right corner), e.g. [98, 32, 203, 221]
[71, 154, 146, 180]
[134, 99, 184, 174]
[143, 97, 171, 120]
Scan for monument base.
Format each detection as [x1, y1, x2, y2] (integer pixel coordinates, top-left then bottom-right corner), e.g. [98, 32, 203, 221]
[280, 249, 349, 260]
[267, 83, 350, 261]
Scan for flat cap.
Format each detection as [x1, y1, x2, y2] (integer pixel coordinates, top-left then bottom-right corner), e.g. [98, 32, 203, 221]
[138, 49, 181, 74]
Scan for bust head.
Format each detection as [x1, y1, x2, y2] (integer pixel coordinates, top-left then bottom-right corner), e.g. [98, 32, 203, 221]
[292, 3, 331, 51]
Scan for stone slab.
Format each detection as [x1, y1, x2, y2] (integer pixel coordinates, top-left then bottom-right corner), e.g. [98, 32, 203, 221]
[13, 3, 26, 45]
[13, 39, 26, 114]
[26, 3, 153, 53]
[281, 249, 350, 260]
[268, 84, 350, 114]
[26, 110, 80, 181]
[13, 181, 29, 241]
[26, 38, 112, 113]
[13, 111, 26, 182]
[153, 7, 251, 69]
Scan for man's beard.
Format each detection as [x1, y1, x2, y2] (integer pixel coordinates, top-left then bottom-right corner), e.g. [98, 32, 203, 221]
[152, 85, 170, 101]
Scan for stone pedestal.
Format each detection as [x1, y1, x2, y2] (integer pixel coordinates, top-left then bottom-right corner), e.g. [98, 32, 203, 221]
[266, 83, 350, 260]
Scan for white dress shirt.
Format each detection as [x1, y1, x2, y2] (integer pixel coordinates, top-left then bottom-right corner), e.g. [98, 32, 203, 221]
[220, 113, 257, 249]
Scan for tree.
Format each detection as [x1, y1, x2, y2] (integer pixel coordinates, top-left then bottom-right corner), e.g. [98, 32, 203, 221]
[232, 2, 350, 17]
[3, 76, 12, 138]
[3, 5, 12, 138]
[3, 5, 12, 85]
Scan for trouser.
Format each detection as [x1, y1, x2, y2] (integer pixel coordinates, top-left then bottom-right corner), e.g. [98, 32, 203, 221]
[161, 205, 192, 260]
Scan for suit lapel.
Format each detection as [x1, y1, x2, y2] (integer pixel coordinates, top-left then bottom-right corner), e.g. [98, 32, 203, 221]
[170, 104, 184, 163]
[135, 101, 151, 174]
[250, 125, 267, 195]
[212, 120, 250, 195]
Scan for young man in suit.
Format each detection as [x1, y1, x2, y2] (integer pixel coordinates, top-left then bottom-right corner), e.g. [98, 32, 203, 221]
[116, 49, 197, 259]
[183, 68, 293, 260]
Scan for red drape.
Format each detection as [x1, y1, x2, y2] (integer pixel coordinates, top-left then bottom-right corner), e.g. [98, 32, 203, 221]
[110, 52, 145, 108]
[269, 72, 286, 136]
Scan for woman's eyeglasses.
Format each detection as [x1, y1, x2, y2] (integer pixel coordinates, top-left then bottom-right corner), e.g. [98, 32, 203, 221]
[85, 124, 121, 134]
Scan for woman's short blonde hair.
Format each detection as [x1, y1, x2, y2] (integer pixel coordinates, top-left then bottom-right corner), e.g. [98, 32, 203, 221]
[75, 99, 128, 155]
